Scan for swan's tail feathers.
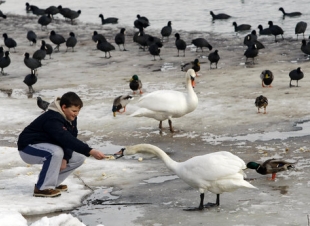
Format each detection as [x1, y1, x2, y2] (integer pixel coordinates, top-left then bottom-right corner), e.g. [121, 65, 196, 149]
[130, 108, 155, 117]
[244, 181, 258, 189]
[229, 180, 258, 190]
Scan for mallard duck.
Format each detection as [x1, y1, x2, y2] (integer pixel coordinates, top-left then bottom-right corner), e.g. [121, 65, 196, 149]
[130, 69, 198, 132]
[115, 144, 257, 210]
[255, 95, 268, 114]
[129, 75, 143, 94]
[181, 59, 200, 76]
[260, 70, 274, 87]
[247, 159, 295, 180]
[289, 67, 304, 87]
[112, 95, 133, 117]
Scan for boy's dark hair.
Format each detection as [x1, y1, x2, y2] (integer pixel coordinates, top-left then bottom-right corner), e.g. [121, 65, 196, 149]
[60, 92, 83, 108]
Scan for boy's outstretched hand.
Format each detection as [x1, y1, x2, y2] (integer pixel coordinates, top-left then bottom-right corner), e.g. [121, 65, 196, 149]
[89, 149, 106, 160]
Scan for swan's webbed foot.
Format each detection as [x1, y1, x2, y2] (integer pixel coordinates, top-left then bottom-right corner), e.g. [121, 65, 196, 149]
[159, 121, 163, 130]
[203, 202, 219, 208]
[168, 119, 174, 133]
[183, 206, 204, 211]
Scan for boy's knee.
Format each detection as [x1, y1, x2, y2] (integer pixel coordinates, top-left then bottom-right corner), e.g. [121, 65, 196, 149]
[52, 146, 64, 159]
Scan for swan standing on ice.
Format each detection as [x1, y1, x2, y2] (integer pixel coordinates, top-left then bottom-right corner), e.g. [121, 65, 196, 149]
[115, 144, 257, 210]
[130, 69, 198, 132]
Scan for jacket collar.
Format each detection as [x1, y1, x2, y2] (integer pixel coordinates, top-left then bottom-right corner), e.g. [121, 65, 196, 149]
[48, 97, 72, 124]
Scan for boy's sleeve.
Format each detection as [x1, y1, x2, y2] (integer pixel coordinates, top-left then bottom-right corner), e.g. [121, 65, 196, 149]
[63, 148, 73, 163]
[43, 116, 92, 156]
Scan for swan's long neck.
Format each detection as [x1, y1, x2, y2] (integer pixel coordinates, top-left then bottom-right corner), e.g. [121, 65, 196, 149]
[186, 75, 198, 109]
[124, 144, 178, 172]
[185, 70, 197, 95]
[187, 77, 195, 94]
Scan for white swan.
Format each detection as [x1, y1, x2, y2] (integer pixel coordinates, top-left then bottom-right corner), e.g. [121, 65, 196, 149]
[115, 144, 257, 210]
[130, 69, 198, 132]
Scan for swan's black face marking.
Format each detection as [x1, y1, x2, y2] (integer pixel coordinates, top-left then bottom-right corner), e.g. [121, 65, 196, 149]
[114, 148, 125, 159]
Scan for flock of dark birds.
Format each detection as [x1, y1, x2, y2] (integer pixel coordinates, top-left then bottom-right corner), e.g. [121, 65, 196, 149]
[0, 3, 307, 128]
[209, 7, 306, 117]
[0, 3, 307, 123]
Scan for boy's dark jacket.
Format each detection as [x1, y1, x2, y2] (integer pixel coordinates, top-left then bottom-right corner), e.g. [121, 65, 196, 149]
[17, 97, 91, 162]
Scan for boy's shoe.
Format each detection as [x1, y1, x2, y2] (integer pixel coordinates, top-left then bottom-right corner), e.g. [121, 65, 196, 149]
[56, 184, 68, 191]
[33, 185, 61, 198]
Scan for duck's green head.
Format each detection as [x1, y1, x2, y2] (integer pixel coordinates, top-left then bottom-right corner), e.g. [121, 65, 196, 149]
[132, 74, 139, 81]
[247, 162, 260, 169]
[264, 73, 270, 79]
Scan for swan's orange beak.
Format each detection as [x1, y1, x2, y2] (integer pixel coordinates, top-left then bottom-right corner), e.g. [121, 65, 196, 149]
[192, 80, 195, 88]
[191, 77, 196, 88]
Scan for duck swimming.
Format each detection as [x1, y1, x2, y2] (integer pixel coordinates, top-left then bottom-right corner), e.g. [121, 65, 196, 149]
[115, 144, 257, 210]
[130, 69, 198, 132]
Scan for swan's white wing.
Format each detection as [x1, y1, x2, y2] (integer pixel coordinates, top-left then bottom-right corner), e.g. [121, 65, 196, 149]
[131, 90, 192, 119]
[130, 70, 198, 122]
[176, 151, 246, 186]
[138, 90, 187, 110]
